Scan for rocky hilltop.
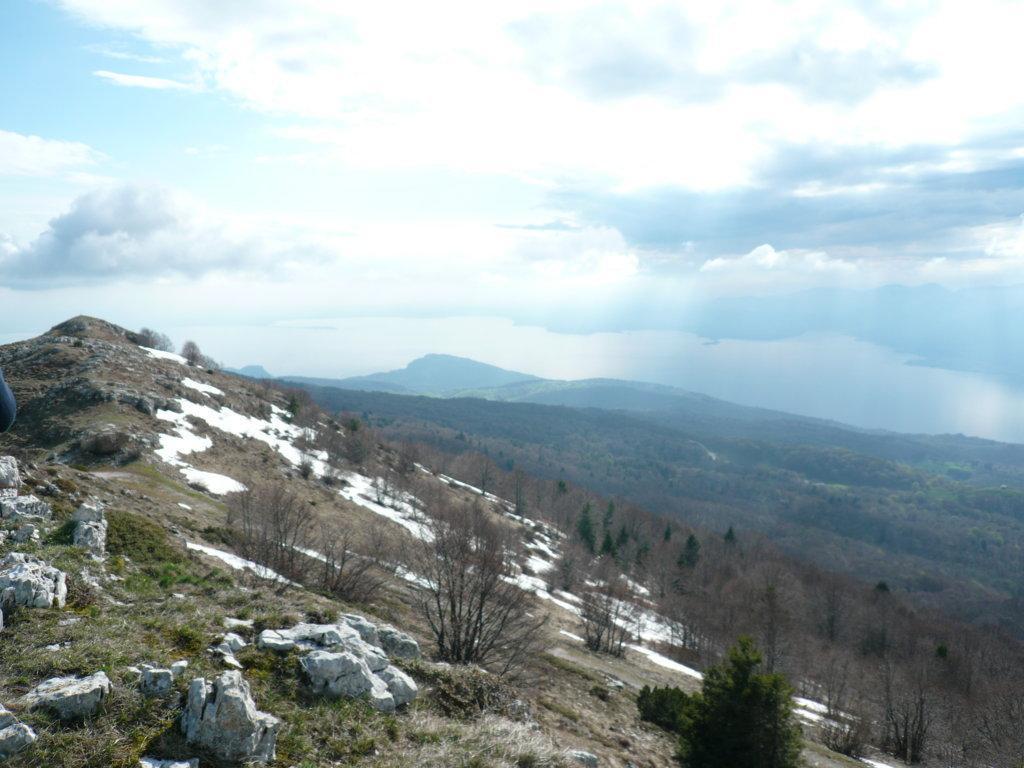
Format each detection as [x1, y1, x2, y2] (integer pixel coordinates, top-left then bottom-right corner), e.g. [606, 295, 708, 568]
[0, 317, 867, 768]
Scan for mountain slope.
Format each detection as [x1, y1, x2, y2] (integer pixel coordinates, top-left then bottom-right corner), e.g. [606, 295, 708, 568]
[285, 353, 539, 396]
[290, 355, 1024, 487]
[293, 381, 1024, 635]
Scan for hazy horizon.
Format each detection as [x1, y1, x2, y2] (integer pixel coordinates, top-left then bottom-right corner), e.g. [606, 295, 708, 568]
[3, 1, 1024, 441]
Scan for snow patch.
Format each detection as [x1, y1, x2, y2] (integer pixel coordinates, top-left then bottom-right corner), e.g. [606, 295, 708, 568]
[141, 346, 187, 364]
[338, 472, 433, 541]
[186, 542, 297, 585]
[182, 377, 224, 397]
[629, 644, 703, 680]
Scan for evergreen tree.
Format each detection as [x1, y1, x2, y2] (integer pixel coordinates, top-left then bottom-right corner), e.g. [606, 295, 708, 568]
[678, 534, 701, 570]
[678, 637, 801, 768]
[615, 523, 630, 551]
[576, 504, 596, 553]
[600, 529, 617, 558]
[663, 523, 672, 542]
[724, 526, 737, 545]
[602, 501, 615, 532]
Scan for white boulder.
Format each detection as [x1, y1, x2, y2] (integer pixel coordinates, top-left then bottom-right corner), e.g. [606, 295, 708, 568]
[72, 502, 107, 556]
[0, 458, 18, 500]
[377, 625, 421, 659]
[0, 705, 37, 760]
[340, 613, 380, 646]
[377, 664, 418, 708]
[0, 553, 67, 610]
[21, 671, 111, 721]
[181, 671, 279, 764]
[0, 495, 51, 522]
[139, 758, 199, 768]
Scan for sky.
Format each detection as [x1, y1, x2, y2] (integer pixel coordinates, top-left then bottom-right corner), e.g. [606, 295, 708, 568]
[1, 1, 1023, 437]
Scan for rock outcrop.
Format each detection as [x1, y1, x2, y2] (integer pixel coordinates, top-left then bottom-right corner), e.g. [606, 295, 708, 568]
[261, 617, 419, 711]
[0, 553, 67, 610]
[181, 671, 279, 764]
[0, 705, 37, 760]
[72, 501, 107, 557]
[21, 671, 111, 721]
[567, 749, 599, 767]
[0, 458, 18, 501]
[139, 759, 198, 768]
[377, 625, 422, 660]
[0, 495, 51, 522]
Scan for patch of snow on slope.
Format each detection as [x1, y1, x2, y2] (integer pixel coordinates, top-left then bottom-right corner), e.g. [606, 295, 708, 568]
[172, 398, 327, 476]
[182, 377, 225, 397]
[186, 542, 296, 585]
[338, 472, 433, 541]
[155, 408, 246, 495]
[629, 644, 704, 680]
[861, 760, 899, 768]
[181, 467, 246, 495]
[559, 629, 585, 643]
[141, 346, 187, 364]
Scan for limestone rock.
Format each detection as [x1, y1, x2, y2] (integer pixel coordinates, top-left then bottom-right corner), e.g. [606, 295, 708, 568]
[377, 625, 421, 659]
[181, 671, 279, 764]
[0, 705, 37, 760]
[300, 650, 395, 710]
[340, 613, 380, 646]
[21, 671, 111, 721]
[567, 749, 599, 767]
[12, 524, 39, 544]
[378, 664, 418, 708]
[0, 495, 51, 522]
[0, 553, 67, 610]
[139, 758, 198, 768]
[72, 502, 107, 556]
[138, 663, 180, 697]
[0, 458, 18, 501]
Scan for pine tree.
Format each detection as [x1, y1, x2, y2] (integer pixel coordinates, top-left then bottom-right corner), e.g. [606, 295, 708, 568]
[678, 637, 801, 768]
[724, 526, 737, 545]
[576, 504, 596, 553]
[602, 501, 615, 532]
[663, 523, 672, 542]
[600, 530, 617, 558]
[678, 534, 701, 569]
[615, 523, 630, 551]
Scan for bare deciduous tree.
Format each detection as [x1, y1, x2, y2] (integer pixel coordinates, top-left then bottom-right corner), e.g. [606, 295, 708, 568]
[226, 482, 314, 591]
[317, 518, 392, 603]
[138, 327, 174, 352]
[409, 502, 548, 676]
[580, 562, 636, 656]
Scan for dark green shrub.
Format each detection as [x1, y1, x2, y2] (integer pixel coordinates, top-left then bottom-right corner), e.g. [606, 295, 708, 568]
[637, 684, 692, 734]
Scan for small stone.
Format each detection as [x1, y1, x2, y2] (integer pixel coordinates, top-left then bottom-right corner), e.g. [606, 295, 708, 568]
[140, 667, 175, 696]
[567, 749, 599, 767]
[170, 660, 189, 678]
[139, 757, 199, 768]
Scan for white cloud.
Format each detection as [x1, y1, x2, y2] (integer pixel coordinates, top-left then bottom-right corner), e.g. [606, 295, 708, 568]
[0, 184, 334, 287]
[701, 244, 858, 276]
[0, 130, 104, 177]
[93, 69, 196, 90]
[53, 0, 1024, 191]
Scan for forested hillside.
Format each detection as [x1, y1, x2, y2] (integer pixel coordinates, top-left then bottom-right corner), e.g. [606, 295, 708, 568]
[292, 383, 1024, 636]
